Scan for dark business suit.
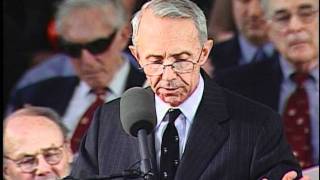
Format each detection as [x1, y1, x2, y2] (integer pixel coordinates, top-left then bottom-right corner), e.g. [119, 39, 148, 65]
[7, 63, 146, 116]
[214, 53, 282, 111]
[210, 35, 241, 72]
[71, 72, 301, 180]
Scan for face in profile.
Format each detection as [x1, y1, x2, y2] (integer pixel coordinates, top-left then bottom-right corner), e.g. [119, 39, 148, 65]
[130, 9, 213, 107]
[267, 0, 319, 68]
[3, 116, 73, 180]
[232, 0, 269, 45]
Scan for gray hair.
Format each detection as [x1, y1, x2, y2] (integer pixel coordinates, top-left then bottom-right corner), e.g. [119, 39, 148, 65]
[55, 0, 127, 35]
[3, 106, 69, 139]
[131, 0, 208, 46]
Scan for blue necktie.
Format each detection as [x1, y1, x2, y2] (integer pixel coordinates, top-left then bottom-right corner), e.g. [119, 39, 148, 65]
[252, 48, 268, 62]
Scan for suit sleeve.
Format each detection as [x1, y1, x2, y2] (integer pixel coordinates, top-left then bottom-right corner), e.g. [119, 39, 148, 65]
[250, 110, 302, 179]
[70, 106, 102, 178]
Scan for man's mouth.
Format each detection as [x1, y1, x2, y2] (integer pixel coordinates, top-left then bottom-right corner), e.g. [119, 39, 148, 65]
[289, 40, 308, 49]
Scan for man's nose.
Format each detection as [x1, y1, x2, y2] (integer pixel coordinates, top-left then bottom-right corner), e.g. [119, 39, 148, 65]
[248, 0, 263, 17]
[161, 65, 177, 80]
[79, 49, 97, 64]
[287, 14, 304, 32]
[35, 156, 52, 176]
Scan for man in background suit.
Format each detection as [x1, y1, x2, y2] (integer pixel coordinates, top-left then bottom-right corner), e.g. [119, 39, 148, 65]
[70, 0, 304, 179]
[215, 0, 319, 169]
[209, 0, 275, 74]
[6, 0, 145, 152]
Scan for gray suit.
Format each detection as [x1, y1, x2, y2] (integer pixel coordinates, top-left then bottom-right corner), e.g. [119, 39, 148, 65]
[71, 75, 302, 180]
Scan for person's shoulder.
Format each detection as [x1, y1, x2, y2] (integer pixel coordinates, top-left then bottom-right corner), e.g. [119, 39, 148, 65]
[221, 86, 281, 123]
[16, 53, 75, 89]
[214, 35, 238, 49]
[15, 76, 79, 95]
[214, 57, 277, 86]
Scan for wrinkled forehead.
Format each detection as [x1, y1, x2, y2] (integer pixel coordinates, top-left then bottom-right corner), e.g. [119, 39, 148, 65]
[269, 0, 318, 14]
[136, 9, 201, 54]
[4, 116, 64, 157]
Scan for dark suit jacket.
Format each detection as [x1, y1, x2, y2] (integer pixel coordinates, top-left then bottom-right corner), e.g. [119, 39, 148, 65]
[8, 63, 146, 116]
[210, 35, 276, 78]
[214, 53, 282, 112]
[71, 73, 301, 180]
[210, 35, 241, 72]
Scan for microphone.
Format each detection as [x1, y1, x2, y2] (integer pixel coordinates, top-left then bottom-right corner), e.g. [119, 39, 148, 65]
[120, 87, 156, 179]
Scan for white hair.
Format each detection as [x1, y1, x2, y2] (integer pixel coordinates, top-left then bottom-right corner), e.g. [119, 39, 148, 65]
[55, 0, 127, 35]
[131, 0, 208, 46]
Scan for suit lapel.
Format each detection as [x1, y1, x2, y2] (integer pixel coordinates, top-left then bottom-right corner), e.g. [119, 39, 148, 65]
[175, 78, 230, 180]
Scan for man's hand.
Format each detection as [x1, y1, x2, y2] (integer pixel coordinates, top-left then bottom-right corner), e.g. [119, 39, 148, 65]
[282, 171, 310, 180]
[262, 171, 310, 180]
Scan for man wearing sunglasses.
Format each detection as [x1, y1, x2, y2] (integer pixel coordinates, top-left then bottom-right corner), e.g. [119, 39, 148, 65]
[6, 0, 146, 152]
[3, 106, 73, 180]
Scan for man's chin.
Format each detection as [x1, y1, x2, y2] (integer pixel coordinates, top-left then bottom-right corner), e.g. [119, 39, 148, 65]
[159, 95, 182, 107]
[34, 174, 58, 180]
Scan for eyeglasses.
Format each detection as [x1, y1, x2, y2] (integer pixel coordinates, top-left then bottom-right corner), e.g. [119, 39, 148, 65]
[58, 30, 117, 58]
[271, 6, 319, 28]
[140, 48, 203, 76]
[4, 143, 65, 173]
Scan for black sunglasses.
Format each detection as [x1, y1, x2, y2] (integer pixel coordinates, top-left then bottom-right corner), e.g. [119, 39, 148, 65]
[58, 30, 117, 58]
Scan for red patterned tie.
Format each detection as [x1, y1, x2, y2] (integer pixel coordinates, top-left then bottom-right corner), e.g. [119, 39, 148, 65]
[283, 73, 313, 168]
[71, 91, 106, 153]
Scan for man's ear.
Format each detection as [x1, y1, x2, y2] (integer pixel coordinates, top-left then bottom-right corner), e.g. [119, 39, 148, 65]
[129, 45, 139, 62]
[3, 163, 11, 180]
[119, 23, 131, 40]
[64, 140, 74, 164]
[199, 39, 214, 66]
[117, 23, 132, 50]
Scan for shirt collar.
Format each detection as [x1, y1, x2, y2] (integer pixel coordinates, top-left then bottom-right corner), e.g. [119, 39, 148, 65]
[155, 74, 204, 127]
[238, 34, 274, 63]
[108, 54, 130, 97]
[279, 55, 319, 83]
[80, 52, 131, 98]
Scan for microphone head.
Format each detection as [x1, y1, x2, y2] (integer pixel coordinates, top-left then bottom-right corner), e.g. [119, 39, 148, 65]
[120, 87, 156, 137]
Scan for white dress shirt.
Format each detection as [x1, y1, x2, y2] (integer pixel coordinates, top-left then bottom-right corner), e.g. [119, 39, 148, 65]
[155, 75, 204, 166]
[62, 59, 130, 138]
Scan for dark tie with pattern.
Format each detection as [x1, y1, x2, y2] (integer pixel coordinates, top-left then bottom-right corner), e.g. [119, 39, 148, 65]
[283, 73, 313, 168]
[252, 48, 268, 62]
[71, 90, 106, 153]
[160, 109, 182, 180]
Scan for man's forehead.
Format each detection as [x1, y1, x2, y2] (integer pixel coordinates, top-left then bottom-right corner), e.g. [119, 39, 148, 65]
[61, 8, 115, 42]
[4, 116, 64, 156]
[136, 10, 200, 55]
[270, 0, 318, 12]
[138, 9, 199, 39]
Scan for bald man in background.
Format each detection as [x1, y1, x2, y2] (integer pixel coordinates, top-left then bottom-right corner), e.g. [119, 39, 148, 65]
[3, 106, 73, 180]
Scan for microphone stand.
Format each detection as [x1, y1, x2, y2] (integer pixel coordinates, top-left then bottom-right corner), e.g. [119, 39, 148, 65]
[137, 129, 154, 180]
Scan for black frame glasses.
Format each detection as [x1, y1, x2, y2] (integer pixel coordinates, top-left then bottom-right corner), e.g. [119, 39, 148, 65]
[58, 30, 117, 58]
[4, 143, 65, 173]
[140, 47, 203, 76]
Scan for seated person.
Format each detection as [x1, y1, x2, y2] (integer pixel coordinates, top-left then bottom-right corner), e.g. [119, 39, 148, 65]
[5, 0, 146, 153]
[3, 106, 73, 180]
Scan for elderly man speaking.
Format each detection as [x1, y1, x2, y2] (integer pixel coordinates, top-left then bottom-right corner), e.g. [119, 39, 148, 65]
[70, 0, 306, 179]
